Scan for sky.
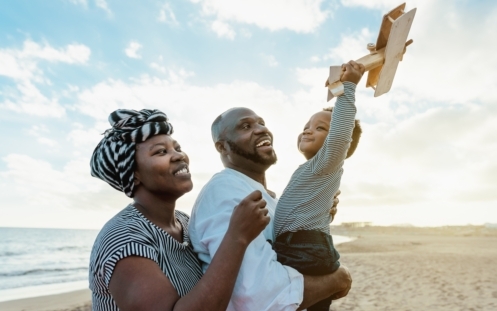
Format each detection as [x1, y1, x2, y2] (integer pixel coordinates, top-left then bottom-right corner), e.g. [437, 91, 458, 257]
[0, 0, 496, 229]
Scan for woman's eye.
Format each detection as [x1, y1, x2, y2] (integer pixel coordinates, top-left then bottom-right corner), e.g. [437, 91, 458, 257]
[175, 147, 182, 152]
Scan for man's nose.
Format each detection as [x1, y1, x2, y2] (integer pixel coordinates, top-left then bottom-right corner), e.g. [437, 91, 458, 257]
[254, 123, 270, 135]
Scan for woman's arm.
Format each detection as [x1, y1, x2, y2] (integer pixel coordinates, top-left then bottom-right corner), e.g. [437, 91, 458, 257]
[109, 190, 269, 311]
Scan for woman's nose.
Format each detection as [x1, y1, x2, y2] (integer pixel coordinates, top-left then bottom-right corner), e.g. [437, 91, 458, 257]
[171, 150, 185, 161]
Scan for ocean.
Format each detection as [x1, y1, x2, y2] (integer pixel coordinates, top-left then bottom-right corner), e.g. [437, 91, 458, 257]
[0, 227, 353, 302]
[0, 227, 98, 302]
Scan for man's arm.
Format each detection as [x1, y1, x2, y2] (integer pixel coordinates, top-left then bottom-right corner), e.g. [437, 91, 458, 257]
[190, 179, 303, 311]
[299, 265, 352, 310]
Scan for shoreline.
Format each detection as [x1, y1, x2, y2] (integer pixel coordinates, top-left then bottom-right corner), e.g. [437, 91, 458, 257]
[2, 226, 496, 310]
[0, 289, 91, 311]
[0, 237, 354, 305]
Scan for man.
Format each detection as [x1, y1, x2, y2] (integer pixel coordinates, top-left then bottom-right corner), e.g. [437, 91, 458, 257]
[189, 105, 352, 310]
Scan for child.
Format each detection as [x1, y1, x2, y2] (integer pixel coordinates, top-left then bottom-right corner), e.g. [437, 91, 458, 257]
[273, 60, 364, 311]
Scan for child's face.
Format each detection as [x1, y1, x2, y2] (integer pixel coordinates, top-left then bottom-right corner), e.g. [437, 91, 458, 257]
[298, 111, 331, 160]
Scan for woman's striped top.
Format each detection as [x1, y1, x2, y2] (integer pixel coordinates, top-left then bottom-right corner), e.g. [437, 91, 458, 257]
[273, 82, 357, 237]
[89, 204, 203, 311]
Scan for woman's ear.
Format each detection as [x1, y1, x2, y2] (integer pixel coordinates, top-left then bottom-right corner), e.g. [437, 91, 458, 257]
[133, 172, 141, 186]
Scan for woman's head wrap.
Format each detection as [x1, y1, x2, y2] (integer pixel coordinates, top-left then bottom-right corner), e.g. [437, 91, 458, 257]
[90, 109, 173, 197]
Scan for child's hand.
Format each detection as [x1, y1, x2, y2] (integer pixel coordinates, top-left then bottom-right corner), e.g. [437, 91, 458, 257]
[330, 190, 341, 222]
[340, 60, 365, 85]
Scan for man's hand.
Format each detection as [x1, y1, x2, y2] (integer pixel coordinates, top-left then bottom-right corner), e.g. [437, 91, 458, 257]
[330, 190, 341, 222]
[340, 60, 365, 85]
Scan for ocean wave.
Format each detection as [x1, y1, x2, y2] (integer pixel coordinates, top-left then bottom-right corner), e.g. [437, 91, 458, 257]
[0, 267, 88, 277]
[0, 251, 24, 257]
[54, 246, 81, 251]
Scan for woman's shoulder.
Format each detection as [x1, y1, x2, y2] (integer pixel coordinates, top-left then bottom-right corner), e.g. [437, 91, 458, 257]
[91, 205, 156, 257]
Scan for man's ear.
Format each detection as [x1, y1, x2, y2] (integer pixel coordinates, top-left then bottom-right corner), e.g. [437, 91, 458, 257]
[215, 141, 228, 155]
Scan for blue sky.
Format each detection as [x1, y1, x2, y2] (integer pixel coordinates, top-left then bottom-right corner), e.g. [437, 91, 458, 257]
[1, 0, 496, 229]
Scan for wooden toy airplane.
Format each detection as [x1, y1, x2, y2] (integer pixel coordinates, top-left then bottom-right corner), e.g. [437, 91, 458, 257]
[325, 3, 416, 101]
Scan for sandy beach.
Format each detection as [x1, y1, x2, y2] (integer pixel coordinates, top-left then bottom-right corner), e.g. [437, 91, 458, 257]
[1, 225, 496, 311]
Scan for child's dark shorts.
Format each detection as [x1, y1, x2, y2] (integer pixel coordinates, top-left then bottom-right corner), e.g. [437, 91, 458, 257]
[273, 230, 341, 311]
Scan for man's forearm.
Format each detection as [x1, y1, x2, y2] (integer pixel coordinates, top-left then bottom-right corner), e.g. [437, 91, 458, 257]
[298, 266, 352, 310]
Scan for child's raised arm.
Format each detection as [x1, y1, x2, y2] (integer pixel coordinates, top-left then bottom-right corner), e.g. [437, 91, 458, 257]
[308, 61, 364, 175]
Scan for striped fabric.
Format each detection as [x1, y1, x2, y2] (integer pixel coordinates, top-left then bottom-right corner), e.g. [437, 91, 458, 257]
[89, 205, 203, 311]
[90, 109, 173, 197]
[273, 82, 357, 237]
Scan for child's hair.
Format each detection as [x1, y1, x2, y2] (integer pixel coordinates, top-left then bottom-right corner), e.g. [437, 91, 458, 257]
[323, 107, 362, 159]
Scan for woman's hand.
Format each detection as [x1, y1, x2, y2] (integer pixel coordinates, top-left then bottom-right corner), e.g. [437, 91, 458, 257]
[228, 190, 270, 247]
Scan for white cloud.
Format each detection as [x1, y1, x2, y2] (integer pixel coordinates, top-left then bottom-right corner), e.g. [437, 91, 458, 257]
[192, 0, 330, 33]
[0, 40, 90, 81]
[158, 3, 179, 26]
[211, 20, 236, 39]
[260, 53, 279, 67]
[324, 28, 375, 63]
[20, 40, 91, 64]
[95, 0, 112, 16]
[68, 0, 88, 7]
[310, 55, 321, 63]
[0, 40, 91, 117]
[340, 0, 419, 11]
[124, 41, 142, 59]
[0, 154, 131, 228]
[26, 124, 59, 147]
[1, 81, 66, 117]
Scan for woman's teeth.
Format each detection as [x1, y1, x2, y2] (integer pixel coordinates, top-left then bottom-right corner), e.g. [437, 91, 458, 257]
[174, 168, 189, 176]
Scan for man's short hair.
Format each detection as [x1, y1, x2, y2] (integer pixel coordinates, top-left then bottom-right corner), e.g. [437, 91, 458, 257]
[323, 107, 362, 159]
[211, 113, 224, 143]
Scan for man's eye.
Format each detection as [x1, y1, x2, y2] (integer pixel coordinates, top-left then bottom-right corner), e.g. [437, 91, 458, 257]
[175, 146, 182, 152]
[242, 124, 250, 129]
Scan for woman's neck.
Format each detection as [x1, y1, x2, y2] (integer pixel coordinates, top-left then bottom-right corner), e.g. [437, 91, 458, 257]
[133, 192, 182, 241]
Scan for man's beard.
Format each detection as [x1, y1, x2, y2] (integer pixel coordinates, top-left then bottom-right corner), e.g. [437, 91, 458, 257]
[226, 140, 277, 165]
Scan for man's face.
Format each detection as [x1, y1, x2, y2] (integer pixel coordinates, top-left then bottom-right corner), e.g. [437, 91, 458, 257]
[222, 108, 277, 168]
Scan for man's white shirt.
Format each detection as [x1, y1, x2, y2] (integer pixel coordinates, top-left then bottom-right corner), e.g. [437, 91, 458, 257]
[189, 168, 304, 311]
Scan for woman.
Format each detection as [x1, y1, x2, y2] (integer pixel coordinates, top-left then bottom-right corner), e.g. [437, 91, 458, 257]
[89, 109, 270, 311]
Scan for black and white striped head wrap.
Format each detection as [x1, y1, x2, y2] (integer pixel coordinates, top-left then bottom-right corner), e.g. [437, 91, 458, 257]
[90, 109, 173, 197]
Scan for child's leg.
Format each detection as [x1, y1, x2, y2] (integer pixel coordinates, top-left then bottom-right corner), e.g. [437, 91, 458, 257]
[273, 230, 340, 310]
